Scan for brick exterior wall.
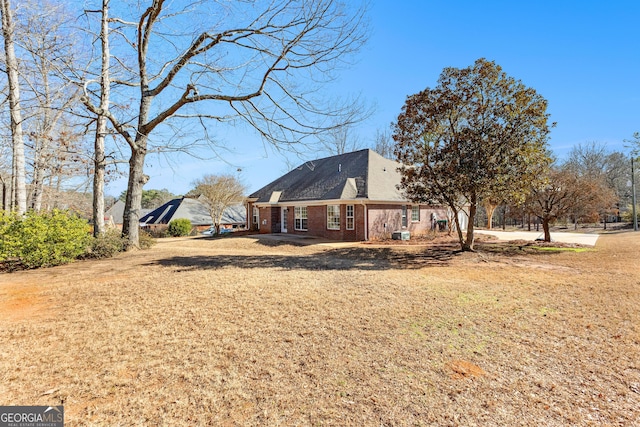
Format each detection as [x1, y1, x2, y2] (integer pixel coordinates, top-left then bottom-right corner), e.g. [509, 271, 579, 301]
[247, 202, 448, 242]
[366, 205, 448, 240]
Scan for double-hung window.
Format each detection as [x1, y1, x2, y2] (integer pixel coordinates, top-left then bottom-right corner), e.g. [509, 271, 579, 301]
[327, 205, 340, 230]
[411, 205, 420, 222]
[402, 205, 408, 227]
[346, 205, 354, 230]
[294, 206, 308, 231]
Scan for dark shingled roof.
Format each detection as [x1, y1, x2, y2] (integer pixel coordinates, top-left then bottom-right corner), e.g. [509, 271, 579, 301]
[140, 197, 246, 226]
[250, 149, 406, 203]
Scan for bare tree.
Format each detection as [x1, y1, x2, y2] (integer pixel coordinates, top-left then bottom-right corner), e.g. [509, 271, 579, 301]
[191, 174, 246, 235]
[565, 141, 609, 177]
[118, 188, 175, 209]
[0, 0, 26, 213]
[16, 0, 86, 212]
[627, 132, 640, 155]
[81, 0, 369, 249]
[320, 122, 363, 155]
[565, 141, 629, 224]
[0, 0, 93, 215]
[82, 0, 111, 235]
[372, 127, 393, 159]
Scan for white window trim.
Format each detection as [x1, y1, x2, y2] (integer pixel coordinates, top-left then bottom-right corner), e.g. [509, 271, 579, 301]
[253, 206, 260, 229]
[411, 205, 420, 222]
[327, 205, 340, 230]
[295, 206, 308, 231]
[402, 205, 408, 227]
[346, 204, 355, 230]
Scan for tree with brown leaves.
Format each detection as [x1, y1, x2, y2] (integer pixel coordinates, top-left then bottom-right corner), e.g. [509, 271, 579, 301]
[393, 58, 552, 251]
[527, 167, 616, 241]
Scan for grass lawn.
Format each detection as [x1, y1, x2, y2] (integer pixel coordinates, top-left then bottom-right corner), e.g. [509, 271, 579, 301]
[1, 232, 639, 426]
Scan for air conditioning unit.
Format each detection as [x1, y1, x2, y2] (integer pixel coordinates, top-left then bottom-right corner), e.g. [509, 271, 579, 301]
[392, 230, 410, 240]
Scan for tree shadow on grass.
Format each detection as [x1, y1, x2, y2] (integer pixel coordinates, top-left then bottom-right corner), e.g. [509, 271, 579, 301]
[476, 240, 592, 256]
[149, 246, 459, 272]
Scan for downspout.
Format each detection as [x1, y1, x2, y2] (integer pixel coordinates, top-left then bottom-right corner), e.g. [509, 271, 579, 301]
[245, 200, 250, 230]
[361, 200, 368, 241]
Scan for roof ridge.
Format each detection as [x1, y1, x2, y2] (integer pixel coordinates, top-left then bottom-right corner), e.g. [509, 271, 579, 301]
[292, 148, 372, 169]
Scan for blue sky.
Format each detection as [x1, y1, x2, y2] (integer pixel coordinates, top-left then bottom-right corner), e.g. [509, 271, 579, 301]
[107, 0, 640, 197]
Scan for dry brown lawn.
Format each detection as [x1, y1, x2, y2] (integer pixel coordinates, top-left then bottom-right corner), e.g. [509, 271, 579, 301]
[0, 232, 639, 426]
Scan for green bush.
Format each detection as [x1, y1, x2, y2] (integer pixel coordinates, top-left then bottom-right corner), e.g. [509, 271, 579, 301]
[0, 210, 21, 262]
[167, 218, 192, 237]
[87, 228, 125, 259]
[0, 209, 91, 268]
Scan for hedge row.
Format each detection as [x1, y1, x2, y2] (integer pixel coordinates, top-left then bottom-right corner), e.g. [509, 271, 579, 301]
[0, 210, 91, 268]
[0, 210, 158, 270]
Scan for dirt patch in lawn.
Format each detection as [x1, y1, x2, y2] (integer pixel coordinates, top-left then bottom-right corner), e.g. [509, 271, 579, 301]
[1, 232, 639, 426]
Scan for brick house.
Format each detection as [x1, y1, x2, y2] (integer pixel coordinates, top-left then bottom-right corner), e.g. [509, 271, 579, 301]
[246, 149, 450, 241]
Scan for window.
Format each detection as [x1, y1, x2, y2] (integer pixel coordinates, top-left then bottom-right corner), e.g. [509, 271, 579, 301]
[346, 205, 354, 230]
[282, 207, 288, 229]
[402, 205, 408, 227]
[411, 205, 420, 222]
[295, 206, 308, 231]
[252, 206, 259, 229]
[327, 205, 340, 230]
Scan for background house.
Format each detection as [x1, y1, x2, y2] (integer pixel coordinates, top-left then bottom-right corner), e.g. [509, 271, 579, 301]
[104, 200, 153, 230]
[247, 149, 451, 241]
[139, 197, 246, 234]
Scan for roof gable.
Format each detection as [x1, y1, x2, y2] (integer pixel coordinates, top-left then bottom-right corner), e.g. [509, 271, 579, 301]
[105, 200, 125, 222]
[106, 200, 152, 224]
[366, 150, 406, 201]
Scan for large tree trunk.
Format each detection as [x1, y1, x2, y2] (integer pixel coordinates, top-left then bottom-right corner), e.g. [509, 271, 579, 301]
[542, 216, 552, 242]
[30, 149, 45, 211]
[483, 200, 498, 230]
[1, 0, 26, 214]
[449, 204, 465, 245]
[93, 123, 107, 236]
[122, 146, 148, 249]
[462, 197, 477, 251]
[93, 130, 106, 235]
[92, 0, 110, 237]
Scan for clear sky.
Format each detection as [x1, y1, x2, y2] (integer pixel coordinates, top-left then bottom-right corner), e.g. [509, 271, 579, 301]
[106, 0, 640, 197]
